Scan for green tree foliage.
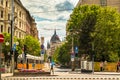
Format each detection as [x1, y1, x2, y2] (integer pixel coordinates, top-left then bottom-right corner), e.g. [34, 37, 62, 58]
[94, 7, 120, 61]
[53, 42, 70, 65]
[2, 33, 11, 62]
[2, 33, 24, 63]
[66, 5, 120, 62]
[24, 35, 40, 56]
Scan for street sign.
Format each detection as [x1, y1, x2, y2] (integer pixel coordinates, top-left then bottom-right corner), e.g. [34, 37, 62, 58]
[41, 49, 45, 54]
[71, 54, 75, 58]
[0, 34, 4, 43]
[41, 44, 44, 49]
[71, 57, 74, 61]
[12, 44, 16, 51]
[75, 46, 78, 53]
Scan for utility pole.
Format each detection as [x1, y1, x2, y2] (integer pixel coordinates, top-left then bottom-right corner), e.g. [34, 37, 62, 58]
[71, 36, 75, 71]
[11, 0, 14, 75]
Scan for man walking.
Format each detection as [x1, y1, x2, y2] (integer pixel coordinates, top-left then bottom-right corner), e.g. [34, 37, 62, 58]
[50, 61, 55, 75]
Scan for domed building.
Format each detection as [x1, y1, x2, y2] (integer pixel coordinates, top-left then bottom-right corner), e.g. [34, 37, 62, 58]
[50, 29, 61, 43]
[47, 30, 61, 57]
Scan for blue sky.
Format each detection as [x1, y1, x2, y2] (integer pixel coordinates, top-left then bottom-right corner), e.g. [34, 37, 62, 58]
[20, 0, 79, 47]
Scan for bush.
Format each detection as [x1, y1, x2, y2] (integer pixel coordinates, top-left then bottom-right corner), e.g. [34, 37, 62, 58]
[94, 62, 117, 72]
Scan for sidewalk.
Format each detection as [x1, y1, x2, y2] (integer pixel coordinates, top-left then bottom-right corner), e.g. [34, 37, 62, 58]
[1, 73, 13, 78]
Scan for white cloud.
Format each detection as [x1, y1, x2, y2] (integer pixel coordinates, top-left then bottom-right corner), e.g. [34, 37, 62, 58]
[20, 0, 79, 47]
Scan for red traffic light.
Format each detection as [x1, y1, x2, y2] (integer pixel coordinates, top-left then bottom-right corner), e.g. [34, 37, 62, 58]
[0, 34, 4, 43]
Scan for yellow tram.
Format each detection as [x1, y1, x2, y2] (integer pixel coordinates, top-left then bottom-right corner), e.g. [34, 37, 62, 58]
[17, 54, 44, 70]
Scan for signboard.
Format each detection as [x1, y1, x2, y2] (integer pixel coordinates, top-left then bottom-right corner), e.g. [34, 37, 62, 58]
[41, 37, 44, 44]
[41, 54, 44, 60]
[71, 57, 74, 61]
[0, 34, 4, 43]
[41, 49, 45, 54]
[71, 54, 75, 58]
[74, 46, 78, 53]
[12, 44, 16, 51]
[41, 44, 44, 49]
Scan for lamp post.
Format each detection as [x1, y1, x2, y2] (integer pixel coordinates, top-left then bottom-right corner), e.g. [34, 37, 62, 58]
[92, 42, 94, 74]
[71, 36, 75, 71]
[11, 0, 14, 75]
[69, 29, 80, 71]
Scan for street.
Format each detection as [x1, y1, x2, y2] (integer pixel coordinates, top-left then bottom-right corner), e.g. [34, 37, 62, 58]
[1, 67, 120, 80]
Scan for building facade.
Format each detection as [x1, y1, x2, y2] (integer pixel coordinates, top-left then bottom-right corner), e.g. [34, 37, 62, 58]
[77, 0, 120, 12]
[0, 0, 38, 39]
[47, 30, 61, 57]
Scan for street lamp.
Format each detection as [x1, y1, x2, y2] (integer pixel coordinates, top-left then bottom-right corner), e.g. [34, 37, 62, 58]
[69, 29, 81, 71]
[11, 0, 15, 75]
[92, 42, 94, 74]
[5, 42, 9, 46]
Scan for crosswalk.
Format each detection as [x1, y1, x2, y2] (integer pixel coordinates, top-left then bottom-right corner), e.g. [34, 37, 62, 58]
[2, 77, 120, 80]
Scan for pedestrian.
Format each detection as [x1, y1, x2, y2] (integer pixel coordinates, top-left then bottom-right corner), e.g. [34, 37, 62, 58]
[100, 61, 103, 71]
[103, 60, 107, 71]
[50, 61, 55, 75]
[116, 61, 120, 72]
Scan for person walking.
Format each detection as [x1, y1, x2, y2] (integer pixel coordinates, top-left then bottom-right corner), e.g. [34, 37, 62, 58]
[100, 61, 103, 71]
[116, 61, 120, 72]
[50, 61, 55, 75]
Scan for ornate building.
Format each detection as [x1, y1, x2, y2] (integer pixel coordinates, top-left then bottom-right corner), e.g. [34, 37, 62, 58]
[0, 0, 38, 39]
[77, 0, 120, 12]
[47, 30, 61, 57]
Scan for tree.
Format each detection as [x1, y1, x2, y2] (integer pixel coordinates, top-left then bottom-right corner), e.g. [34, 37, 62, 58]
[93, 7, 120, 62]
[53, 42, 71, 66]
[67, 5, 100, 60]
[2, 33, 11, 62]
[66, 5, 120, 62]
[24, 35, 40, 56]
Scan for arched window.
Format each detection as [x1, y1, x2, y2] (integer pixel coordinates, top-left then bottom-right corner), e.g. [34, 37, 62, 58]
[100, 0, 107, 6]
[8, 27, 11, 33]
[1, 25, 3, 32]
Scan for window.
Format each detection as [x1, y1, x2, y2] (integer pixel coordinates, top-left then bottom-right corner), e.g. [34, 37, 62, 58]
[8, 27, 11, 33]
[8, 14, 10, 20]
[6, 1, 8, 7]
[1, 25, 3, 32]
[1, 10, 3, 18]
[19, 32, 21, 38]
[1, 0, 3, 5]
[19, 11, 21, 17]
[19, 21, 21, 28]
[100, 0, 107, 6]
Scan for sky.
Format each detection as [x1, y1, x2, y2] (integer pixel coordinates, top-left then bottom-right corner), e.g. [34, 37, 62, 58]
[20, 0, 79, 47]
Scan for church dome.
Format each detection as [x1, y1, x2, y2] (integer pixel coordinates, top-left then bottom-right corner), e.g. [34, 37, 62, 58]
[50, 30, 61, 43]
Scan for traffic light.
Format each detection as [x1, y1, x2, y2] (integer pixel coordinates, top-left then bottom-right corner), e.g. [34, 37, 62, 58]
[24, 45, 27, 58]
[75, 53, 78, 57]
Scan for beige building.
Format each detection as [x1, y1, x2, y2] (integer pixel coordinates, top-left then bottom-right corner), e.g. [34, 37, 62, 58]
[47, 30, 61, 57]
[0, 0, 38, 39]
[77, 0, 120, 12]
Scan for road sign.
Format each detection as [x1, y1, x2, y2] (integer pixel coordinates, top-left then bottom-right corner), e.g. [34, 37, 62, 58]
[41, 44, 44, 49]
[71, 57, 74, 61]
[12, 44, 16, 51]
[75, 46, 78, 53]
[41, 49, 45, 54]
[0, 34, 4, 43]
[71, 54, 75, 58]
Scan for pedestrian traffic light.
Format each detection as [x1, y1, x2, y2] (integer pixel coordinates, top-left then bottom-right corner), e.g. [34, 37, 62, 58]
[75, 53, 78, 57]
[24, 45, 27, 51]
[24, 45, 27, 58]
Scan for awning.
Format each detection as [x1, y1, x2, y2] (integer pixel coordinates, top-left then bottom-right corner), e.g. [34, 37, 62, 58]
[18, 54, 41, 60]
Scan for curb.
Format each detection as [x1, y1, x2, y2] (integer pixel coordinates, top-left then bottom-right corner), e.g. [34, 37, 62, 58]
[2, 77, 120, 80]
